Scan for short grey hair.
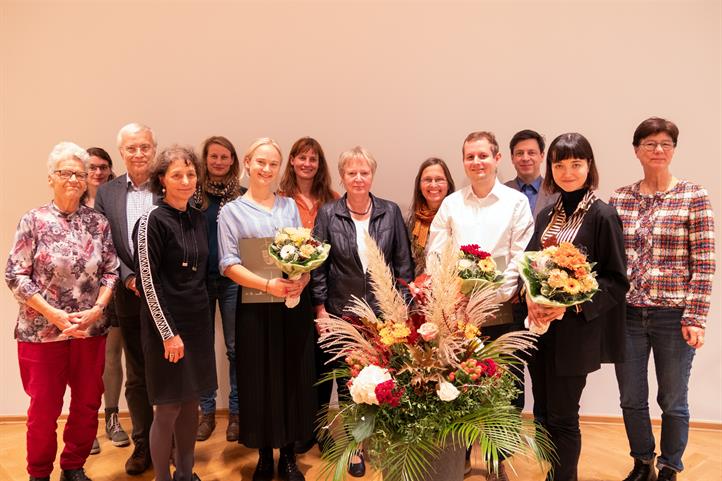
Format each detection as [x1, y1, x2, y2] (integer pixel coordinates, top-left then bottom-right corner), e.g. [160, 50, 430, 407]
[337, 146, 378, 177]
[116, 122, 157, 148]
[47, 141, 90, 174]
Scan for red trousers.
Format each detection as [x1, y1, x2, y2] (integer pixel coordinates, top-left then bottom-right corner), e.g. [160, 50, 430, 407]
[18, 336, 106, 477]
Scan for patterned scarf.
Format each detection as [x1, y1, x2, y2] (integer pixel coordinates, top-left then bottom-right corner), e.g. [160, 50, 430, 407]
[540, 190, 597, 247]
[193, 178, 241, 213]
[411, 205, 438, 250]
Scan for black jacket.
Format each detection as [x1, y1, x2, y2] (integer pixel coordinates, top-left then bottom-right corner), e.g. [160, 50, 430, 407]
[528, 199, 629, 376]
[311, 193, 415, 317]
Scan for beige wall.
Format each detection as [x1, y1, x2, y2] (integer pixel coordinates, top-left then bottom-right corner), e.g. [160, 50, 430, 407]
[1, 1, 720, 421]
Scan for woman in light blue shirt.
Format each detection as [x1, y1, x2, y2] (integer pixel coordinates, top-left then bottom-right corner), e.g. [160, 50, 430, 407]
[218, 138, 315, 481]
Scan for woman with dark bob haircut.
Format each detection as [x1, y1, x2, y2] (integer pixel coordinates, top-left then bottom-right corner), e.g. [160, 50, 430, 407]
[133, 145, 216, 481]
[407, 157, 455, 275]
[611, 118, 715, 481]
[525, 133, 628, 481]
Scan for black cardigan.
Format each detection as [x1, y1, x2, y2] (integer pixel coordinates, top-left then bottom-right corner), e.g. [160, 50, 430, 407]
[528, 199, 629, 376]
[310, 193, 415, 317]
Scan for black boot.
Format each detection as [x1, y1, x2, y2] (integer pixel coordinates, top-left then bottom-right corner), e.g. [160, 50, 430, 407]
[279, 445, 305, 481]
[657, 467, 677, 481]
[252, 448, 274, 481]
[622, 458, 657, 481]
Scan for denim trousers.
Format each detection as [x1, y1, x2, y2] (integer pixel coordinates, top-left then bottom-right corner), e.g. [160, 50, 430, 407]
[614, 306, 695, 473]
[200, 274, 239, 415]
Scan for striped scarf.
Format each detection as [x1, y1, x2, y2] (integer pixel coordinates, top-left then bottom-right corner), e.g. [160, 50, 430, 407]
[540, 190, 597, 247]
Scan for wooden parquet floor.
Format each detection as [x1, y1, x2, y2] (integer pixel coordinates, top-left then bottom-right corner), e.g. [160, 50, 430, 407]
[0, 414, 720, 481]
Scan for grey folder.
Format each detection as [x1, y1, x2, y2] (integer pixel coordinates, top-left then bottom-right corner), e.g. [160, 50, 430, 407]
[239, 237, 284, 304]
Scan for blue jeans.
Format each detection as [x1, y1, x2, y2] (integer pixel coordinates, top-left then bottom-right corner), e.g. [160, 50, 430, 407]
[199, 274, 239, 415]
[614, 307, 695, 473]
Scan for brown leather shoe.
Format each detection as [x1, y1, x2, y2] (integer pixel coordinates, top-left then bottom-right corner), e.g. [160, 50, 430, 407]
[196, 412, 216, 441]
[226, 413, 239, 442]
[125, 440, 151, 475]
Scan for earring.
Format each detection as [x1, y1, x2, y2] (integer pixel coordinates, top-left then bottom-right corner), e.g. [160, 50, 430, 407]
[162, 187, 166, 193]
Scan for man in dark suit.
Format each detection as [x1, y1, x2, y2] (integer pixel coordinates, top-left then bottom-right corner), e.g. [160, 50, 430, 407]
[505, 129, 558, 219]
[95, 123, 158, 475]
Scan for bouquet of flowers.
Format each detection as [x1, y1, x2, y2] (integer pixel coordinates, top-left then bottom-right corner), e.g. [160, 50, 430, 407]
[268, 227, 330, 307]
[316, 234, 553, 481]
[517, 242, 599, 334]
[457, 244, 505, 295]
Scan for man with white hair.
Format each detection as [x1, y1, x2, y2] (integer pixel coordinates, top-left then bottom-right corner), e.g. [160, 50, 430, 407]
[95, 123, 158, 475]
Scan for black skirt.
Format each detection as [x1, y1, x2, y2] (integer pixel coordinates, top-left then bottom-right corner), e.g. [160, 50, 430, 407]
[141, 307, 217, 405]
[235, 289, 317, 448]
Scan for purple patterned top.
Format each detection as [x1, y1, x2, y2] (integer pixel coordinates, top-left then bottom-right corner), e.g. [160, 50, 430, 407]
[5, 202, 119, 342]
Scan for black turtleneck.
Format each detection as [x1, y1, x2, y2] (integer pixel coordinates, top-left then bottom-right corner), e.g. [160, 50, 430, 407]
[561, 187, 588, 218]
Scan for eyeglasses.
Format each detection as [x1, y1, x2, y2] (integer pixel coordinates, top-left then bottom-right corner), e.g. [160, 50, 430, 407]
[640, 141, 675, 152]
[54, 170, 88, 180]
[123, 144, 153, 155]
[89, 164, 110, 172]
[421, 177, 448, 186]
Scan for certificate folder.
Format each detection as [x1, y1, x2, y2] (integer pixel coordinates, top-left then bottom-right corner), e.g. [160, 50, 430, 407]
[238, 237, 284, 304]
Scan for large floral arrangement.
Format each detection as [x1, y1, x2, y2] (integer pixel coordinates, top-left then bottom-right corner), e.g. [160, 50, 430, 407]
[316, 235, 553, 481]
[268, 227, 330, 307]
[457, 244, 505, 295]
[518, 241, 599, 334]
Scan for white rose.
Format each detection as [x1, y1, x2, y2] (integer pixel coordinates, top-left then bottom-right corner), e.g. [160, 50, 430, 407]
[417, 322, 439, 341]
[436, 381, 460, 402]
[349, 365, 391, 405]
[457, 259, 474, 270]
[280, 244, 297, 261]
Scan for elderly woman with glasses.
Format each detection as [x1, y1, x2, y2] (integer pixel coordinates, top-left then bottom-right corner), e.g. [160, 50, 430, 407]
[611, 118, 716, 481]
[5, 142, 119, 481]
[311, 146, 415, 477]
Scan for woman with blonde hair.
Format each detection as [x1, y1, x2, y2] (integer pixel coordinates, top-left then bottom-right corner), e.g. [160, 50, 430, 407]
[218, 138, 316, 481]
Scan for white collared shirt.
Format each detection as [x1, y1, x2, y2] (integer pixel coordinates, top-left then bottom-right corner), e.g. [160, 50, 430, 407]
[426, 179, 534, 302]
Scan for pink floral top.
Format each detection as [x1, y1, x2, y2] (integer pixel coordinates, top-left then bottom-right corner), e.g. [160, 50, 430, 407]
[5, 202, 119, 342]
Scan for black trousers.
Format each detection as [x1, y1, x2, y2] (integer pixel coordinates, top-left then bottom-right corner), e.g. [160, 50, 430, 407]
[116, 286, 154, 444]
[528, 331, 587, 481]
[482, 314, 526, 410]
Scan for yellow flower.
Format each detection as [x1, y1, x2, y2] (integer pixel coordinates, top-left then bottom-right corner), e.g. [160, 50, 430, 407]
[563, 278, 581, 295]
[464, 323, 480, 339]
[580, 275, 598, 292]
[274, 232, 290, 244]
[299, 244, 316, 258]
[379, 322, 410, 346]
[547, 269, 569, 289]
[478, 257, 497, 272]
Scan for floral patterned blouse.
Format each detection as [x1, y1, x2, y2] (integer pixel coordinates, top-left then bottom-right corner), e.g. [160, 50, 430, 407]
[5, 202, 119, 342]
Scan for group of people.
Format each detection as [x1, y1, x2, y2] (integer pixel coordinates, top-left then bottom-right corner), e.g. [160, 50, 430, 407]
[5, 117, 714, 481]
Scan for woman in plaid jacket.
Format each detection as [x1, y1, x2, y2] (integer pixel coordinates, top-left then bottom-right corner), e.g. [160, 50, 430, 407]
[611, 117, 716, 481]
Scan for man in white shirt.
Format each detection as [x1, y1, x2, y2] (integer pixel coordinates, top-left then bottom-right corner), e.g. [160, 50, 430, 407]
[426, 131, 533, 481]
[427, 131, 534, 304]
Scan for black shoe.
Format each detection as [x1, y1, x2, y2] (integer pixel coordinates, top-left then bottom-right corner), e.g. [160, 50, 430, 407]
[622, 458, 657, 481]
[279, 448, 305, 481]
[294, 438, 316, 454]
[59, 468, 92, 481]
[253, 448, 274, 481]
[348, 451, 366, 478]
[125, 440, 152, 475]
[657, 467, 676, 481]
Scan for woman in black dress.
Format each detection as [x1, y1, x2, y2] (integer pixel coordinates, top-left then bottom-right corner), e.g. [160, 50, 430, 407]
[134, 145, 217, 481]
[525, 133, 628, 481]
